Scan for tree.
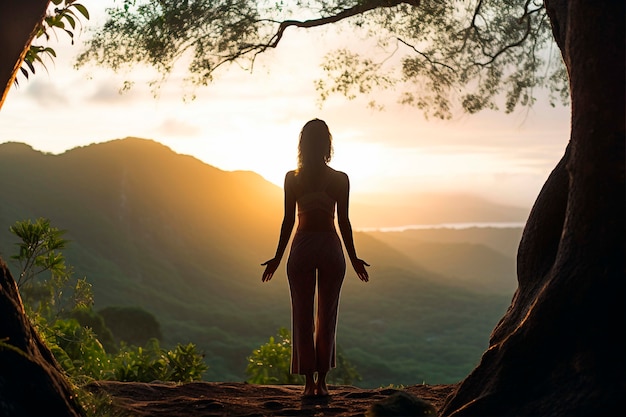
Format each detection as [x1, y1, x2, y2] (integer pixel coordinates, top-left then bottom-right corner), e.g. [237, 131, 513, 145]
[77, 0, 569, 118]
[98, 305, 163, 347]
[0, 0, 89, 107]
[9, 217, 95, 319]
[10, 217, 69, 289]
[1, 1, 624, 415]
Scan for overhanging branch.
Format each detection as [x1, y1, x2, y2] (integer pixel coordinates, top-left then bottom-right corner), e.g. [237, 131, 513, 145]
[266, 0, 421, 49]
[396, 37, 456, 73]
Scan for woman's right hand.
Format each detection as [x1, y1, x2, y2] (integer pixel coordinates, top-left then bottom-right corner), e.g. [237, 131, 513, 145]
[351, 258, 370, 282]
[261, 258, 281, 282]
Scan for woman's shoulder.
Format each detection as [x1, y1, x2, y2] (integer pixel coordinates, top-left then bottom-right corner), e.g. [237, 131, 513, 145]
[328, 167, 349, 181]
[284, 170, 299, 181]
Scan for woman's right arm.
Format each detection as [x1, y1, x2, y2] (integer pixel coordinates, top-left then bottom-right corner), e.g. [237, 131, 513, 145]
[262, 172, 296, 282]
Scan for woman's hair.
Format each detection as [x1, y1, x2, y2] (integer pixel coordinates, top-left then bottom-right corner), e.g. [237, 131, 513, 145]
[297, 118, 333, 170]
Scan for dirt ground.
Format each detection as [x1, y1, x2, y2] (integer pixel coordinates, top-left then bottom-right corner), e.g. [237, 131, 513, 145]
[87, 380, 458, 416]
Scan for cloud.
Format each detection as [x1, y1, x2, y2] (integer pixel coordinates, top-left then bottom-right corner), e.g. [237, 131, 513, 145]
[24, 80, 68, 107]
[156, 118, 202, 137]
[86, 80, 143, 104]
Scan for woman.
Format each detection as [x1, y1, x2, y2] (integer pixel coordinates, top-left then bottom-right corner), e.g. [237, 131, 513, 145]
[262, 118, 369, 398]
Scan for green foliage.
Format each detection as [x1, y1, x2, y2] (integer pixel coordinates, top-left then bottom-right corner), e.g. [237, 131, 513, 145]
[34, 313, 208, 384]
[99, 306, 163, 346]
[7, 217, 208, 388]
[246, 327, 301, 385]
[246, 327, 361, 385]
[331, 345, 362, 386]
[18, 0, 90, 84]
[79, 1, 568, 116]
[74, 389, 129, 417]
[39, 316, 112, 381]
[112, 338, 208, 383]
[9, 218, 95, 322]
[67, 307, 117, 354]
[10, 217, 69, 288]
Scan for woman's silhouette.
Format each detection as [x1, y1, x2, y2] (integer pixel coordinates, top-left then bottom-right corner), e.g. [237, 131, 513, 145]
[262, 118, 369, 398]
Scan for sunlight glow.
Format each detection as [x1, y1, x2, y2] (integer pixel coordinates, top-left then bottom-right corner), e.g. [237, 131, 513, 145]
[0, 0, 571, 210]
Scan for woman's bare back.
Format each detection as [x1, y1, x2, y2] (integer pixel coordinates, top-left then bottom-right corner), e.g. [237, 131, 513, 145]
[287, 167, 349, 232]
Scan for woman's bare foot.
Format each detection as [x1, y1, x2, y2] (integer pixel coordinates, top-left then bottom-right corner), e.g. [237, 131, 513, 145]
[316, 371, 329, 396]
[303, 373, 316, 397]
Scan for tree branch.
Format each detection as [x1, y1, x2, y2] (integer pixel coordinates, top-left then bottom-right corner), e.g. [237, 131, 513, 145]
[396, 37, 456, 73]
[475, 9, 534, 67]
[266, 0, 421, 49]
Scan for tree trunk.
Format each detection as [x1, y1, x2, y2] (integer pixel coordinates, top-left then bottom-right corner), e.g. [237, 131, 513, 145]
[441, 1, 625, 415]
[0, 259, 84, 416]
[0, 5, 83, 415]
[0, 0, 50, 108]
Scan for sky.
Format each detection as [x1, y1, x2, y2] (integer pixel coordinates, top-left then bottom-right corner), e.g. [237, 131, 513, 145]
[0, 1, 571, 209]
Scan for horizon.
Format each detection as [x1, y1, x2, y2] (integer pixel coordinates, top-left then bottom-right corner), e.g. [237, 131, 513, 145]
[0, 0, 571, 209]
[0, 137, 531, 231]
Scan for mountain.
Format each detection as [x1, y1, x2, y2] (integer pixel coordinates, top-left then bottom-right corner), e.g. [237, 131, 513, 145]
[0, 138, 516, 387]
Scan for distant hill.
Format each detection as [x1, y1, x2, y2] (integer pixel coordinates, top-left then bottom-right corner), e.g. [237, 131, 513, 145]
[0, 138, 515, 387]
[350, 192, 529, 228]
[365, 228, 523, 294]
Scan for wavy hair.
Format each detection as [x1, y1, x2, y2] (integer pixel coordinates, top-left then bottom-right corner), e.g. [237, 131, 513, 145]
[297, 119, 333, 170]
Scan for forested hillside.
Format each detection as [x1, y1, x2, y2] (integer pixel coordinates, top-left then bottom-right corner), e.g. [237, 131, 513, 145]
[0, 138, 519, 387]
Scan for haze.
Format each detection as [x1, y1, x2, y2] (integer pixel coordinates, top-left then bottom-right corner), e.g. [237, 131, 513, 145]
[0, 0, 570, 211]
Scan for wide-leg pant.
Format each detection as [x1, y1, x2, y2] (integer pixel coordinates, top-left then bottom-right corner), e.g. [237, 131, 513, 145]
[287, 231, 346, 375]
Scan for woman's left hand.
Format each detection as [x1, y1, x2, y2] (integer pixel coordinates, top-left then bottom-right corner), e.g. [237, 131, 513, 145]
[351, 258, 370, 282]
[261, 258, 281, 282]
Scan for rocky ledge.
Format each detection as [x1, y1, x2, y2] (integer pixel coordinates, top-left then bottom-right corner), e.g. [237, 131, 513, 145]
[87, 381, 457, 416]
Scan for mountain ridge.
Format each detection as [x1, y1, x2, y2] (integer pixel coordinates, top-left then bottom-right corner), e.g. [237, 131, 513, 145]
[0, 138, 517, 386]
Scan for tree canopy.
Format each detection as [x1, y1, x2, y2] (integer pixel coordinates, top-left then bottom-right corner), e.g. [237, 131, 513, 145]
[77, 0, 568, 119]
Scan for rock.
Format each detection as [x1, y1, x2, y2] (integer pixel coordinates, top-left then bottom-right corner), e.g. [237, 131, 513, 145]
[367, 391, 436, 416]
[0, 257, 83, 417]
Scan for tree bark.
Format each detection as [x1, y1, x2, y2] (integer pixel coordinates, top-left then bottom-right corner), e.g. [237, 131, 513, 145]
[0, 0, 50, 108]
[441, 1, 625, 415]
[0, 259, 84, 416]
[0, 5, 83, 415]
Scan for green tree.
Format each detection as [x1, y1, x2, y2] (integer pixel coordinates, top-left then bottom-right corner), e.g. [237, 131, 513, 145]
[9, 217, 93, 318]
[10, 217, 69, 289]
[246, 327, 361, 385]
[78, 1, 567, 118]
[99, 305, 163, 347]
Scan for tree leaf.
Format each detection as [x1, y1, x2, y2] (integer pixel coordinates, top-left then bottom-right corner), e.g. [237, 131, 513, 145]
[73, 3, 90, 19]
[63, 14, 76, 30]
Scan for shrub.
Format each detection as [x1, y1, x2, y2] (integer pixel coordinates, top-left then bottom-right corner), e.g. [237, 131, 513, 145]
[112, 338, 207, 383]
[246, 327, 361, 385]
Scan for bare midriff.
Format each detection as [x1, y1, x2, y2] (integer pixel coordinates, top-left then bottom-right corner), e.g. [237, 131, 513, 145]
[297, 211, 336, 232]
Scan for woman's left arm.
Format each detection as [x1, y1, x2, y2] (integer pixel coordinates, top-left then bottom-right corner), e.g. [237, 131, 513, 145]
[336, 172, 370, 282]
